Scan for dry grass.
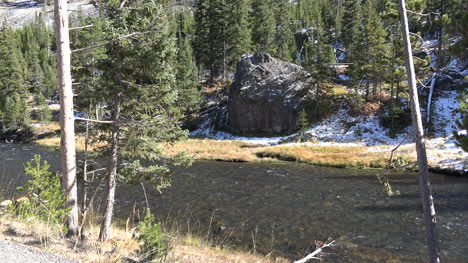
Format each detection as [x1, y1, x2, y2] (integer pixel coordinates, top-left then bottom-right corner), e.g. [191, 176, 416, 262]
[0, 213, 285, 263]
[167, 234, 286, 263]
[164, 139, 414, 169]
[257, 145, 393, 168]
[0, 214, 139, 263]
[34, 128, 414, 170]
[164, 139, 267, 162]
[35, 136, 107, 152]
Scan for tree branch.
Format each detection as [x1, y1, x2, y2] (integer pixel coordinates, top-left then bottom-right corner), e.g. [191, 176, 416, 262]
[406, 10, 440, 17]
[69, 25, 93, 31]
[409, 32, 424, 45]
[294, 240, 335, 263]
[72, 31, 156, 54]
[75, 117, 114, 124]
[388, 136, 408, 169]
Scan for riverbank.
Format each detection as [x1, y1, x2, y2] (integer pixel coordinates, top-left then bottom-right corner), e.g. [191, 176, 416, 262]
[0, 213, 287, 263]
[35, 136, 466, 175]
[28, 119, 467, 174]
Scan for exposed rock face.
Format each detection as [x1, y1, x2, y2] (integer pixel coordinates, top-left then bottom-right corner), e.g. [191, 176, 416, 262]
[228, 53, 310, 136]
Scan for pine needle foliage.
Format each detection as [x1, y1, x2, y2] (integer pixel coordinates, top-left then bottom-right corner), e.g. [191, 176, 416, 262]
[138, 208, 171, 262]
[16, 155, 68, 228]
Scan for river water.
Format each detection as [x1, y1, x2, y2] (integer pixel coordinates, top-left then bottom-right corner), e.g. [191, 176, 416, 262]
[1, 143, 467, 262]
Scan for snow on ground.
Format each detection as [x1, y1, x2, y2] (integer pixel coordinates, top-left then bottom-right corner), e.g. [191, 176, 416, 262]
[425, 90, 467, 172]
[190, 91, 467, 172]
[0, 1, 96, 28]
[191, 108, 410, 147]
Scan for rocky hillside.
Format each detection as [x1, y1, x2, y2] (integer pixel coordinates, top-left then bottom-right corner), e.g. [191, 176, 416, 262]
[0, 0, 96, 28]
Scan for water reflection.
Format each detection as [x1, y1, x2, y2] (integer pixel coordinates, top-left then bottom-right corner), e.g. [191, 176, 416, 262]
[0, 144, 467, 262]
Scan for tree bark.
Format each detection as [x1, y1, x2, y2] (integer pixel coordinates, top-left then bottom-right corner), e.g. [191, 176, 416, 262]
[99, 94, 121, 242]
[398, 1, 441, 262]
[54, 0, 79, 237]
[79, 119, 89, 239]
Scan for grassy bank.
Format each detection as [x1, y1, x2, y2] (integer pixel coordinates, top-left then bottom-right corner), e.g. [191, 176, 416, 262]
[163, 139, 414, 169]
[0, 212, 286, 263]
[32, 122, 414, 170]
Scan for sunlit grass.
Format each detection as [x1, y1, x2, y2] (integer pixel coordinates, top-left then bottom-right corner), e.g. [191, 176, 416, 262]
[163, 139, 414, 169]
[0, 210, 284, 263]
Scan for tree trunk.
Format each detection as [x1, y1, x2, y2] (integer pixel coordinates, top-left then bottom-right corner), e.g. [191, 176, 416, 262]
[54, 0, 79, 237]
[79, 119, 89, 239]
[99, 94, 121, 242]
[398, 1, 441, 262]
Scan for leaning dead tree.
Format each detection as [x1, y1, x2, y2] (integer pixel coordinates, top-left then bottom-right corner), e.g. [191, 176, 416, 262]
[54, 0, 79, 237]
[398, 0, 441, 262]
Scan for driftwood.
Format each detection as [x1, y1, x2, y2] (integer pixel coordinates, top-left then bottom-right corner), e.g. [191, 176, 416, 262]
[293, 240, 335, 263]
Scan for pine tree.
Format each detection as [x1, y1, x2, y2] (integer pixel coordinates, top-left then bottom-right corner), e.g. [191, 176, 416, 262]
[341, 0, 362, 61]
[176, 31, 201, 114]
[352, 0, 388, 99]
[304, 10, 335, 121]
[0, 23, 29, 130]
[250, 0, 276, 53]
[193, 0, 210, 71]
[273, 0, 295, 61]
[226, 0, 251, 69]
[73, 0, 192, 241]
[193, 0, 228, 80]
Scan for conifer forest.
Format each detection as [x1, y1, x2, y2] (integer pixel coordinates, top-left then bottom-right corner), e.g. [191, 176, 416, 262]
[0, 0, 467, 262]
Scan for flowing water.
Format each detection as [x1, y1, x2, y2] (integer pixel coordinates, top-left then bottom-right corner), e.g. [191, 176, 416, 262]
[1, 143, 467, 262]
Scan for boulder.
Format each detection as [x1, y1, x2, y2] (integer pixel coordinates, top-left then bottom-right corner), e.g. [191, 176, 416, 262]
[228, 53, 311, 136]
[0, 200, 13, 208]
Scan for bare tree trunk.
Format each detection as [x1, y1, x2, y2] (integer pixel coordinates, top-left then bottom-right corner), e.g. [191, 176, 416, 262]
[54, 0, 79, 237]
[99, 94, 121, 242]
[398, 1, 441, 262]
[79, 119, 90, 239]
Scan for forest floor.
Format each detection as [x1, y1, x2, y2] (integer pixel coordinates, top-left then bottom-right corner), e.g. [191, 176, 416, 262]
[0, 212, 287, 263]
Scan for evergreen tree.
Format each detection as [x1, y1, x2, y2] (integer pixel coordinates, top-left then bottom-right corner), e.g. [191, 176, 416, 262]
[226, 0, 252, 69]
[341, 0, 362, 61]
[176, 31, 202, 114]
[0, 23, 29, 130]
[304, 11, 335, 121]
[273, 0, 296, 61]
[250, 0, 276, 53]
[74, 0, 192, 241]
[352, 0, 388, 99]
[193, 0, 228, 80]
[193, 0, 210, 72]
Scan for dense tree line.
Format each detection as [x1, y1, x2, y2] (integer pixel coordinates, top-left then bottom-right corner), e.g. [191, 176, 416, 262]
[192, 0, 466, 111]
[0, 15, 56, 131]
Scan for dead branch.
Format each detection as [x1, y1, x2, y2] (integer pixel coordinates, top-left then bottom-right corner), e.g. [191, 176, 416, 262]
[406, 10, 440, 17]
[69, 25, 93, 31]
[409, 32, 424, 45]
[75, 117, 114, 124]
[388, 136, 408, 169]
[294, 240, 335, 263]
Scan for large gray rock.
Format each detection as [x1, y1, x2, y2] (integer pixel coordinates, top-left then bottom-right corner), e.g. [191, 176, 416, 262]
[228, 53, 311, 136]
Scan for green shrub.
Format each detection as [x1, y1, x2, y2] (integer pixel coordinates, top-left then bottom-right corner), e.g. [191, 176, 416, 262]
[379, 103, 411, 133]
[15, 155, 68, 227]
[32, 106, 52, 122]
[138, 208, 171, 262]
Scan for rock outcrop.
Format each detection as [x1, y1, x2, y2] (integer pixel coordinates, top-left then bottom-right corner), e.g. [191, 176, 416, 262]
[228, 53, 311, 136]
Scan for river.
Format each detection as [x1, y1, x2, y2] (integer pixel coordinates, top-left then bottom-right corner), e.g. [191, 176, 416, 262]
[0, 143, 467, 262]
